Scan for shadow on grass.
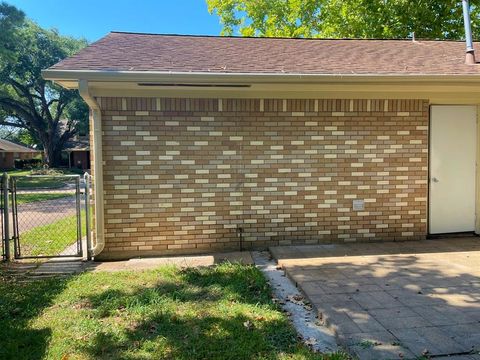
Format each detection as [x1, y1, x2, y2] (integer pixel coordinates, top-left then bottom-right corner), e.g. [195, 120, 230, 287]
[0, 264, 330, 360]
[87, 265, 272, 312]
[0, 271, 71, 360]
[84, 312, 298, 360]
[79, 265, 313, 359]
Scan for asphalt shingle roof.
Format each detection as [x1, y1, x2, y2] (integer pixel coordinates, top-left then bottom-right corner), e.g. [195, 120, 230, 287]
[49, 32, 480, 75]
[0, 139, 38, 153]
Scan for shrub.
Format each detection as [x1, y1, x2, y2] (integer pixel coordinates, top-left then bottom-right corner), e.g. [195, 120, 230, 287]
[30, 167, 64, 176]
[14, 158, 42, 169]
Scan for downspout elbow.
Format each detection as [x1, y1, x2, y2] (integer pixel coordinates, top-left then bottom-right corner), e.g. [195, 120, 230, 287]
[79, 80, 105, 257]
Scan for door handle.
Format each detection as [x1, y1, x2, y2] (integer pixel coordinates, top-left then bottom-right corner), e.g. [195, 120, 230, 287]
[431, 177, 439, 183]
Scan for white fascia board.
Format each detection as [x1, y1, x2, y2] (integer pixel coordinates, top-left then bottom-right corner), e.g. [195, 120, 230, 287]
[41, 69, 480, 89]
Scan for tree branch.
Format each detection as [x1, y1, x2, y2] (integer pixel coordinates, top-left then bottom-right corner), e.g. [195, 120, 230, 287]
[0, 120, 24, 128]
[5, 78, 41, 119]
[0, 97, 34, 122]
[0, 97, 47, 137]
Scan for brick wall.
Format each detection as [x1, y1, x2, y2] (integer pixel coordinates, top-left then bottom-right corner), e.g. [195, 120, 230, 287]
[98, 97, 429, 259]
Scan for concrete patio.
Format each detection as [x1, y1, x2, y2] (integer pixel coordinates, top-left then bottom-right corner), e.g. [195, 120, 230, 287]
[270, 238, 480, 360]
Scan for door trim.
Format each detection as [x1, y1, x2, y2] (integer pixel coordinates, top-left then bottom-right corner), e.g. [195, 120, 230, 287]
[428, 105, 478, 235]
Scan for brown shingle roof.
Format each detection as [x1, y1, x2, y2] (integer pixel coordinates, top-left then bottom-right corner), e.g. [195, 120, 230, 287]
[49, 32, 480, 75]
[0, 139, 38, 153]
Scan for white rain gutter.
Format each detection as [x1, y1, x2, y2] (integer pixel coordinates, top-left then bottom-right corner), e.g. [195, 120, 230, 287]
[78, 79, 105, 257]
[42, 69, 480, 86]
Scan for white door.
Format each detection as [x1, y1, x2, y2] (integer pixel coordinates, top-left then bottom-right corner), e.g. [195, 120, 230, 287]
[429, 105, 477, 234]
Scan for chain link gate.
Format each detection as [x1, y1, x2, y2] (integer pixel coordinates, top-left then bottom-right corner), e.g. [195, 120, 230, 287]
[10, 175, 85, 259]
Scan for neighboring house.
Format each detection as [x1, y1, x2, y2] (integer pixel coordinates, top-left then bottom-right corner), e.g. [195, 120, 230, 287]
[62, 136, 90, 170]
[0, 138, 40, 170]
[43, 32, 480, 260]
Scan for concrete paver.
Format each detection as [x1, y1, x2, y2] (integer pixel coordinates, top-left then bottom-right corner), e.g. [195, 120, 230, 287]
[271, 238, 480, 359]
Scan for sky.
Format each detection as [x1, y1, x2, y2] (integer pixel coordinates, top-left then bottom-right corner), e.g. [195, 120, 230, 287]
[7, 0, 223, 42]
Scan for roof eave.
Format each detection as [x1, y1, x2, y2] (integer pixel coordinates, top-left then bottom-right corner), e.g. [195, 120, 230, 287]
[41, 69, 480, 89]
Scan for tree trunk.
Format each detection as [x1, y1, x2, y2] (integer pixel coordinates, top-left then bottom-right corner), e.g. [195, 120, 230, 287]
[43, 138, 62, 168]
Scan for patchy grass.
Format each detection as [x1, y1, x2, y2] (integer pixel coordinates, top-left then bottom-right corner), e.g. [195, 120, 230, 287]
[15, 192, 74, 205]
[20, 210, 86, 256]
[0, 264, 349, 360]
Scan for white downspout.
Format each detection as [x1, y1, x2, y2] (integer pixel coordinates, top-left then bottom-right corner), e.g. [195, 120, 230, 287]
[79, 79, 105, 257]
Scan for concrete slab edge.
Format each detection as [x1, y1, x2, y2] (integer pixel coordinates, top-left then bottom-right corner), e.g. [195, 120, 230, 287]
[251, 251, 339, 354]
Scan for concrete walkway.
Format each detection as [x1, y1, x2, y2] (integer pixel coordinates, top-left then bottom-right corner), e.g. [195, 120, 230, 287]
[4, 251, 254, 279]
[271, 238, 480, 360]
[86, 251, 253, 272]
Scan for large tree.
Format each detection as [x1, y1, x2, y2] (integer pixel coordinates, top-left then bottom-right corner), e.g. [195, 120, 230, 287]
[0, 1, 24, 61]
[0, 3, 88, 167]
[207, 0, 480, 39]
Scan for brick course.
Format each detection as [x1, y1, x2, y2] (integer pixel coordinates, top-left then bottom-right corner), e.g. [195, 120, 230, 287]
[97, 97, 428, 259]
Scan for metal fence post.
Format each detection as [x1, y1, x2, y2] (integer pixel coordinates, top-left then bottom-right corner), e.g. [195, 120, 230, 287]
[2, 173, 10, 261]
[84, 173, 92, 261]
[75, 175, 82, 258]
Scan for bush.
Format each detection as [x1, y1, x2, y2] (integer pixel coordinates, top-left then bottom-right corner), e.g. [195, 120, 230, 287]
[14, 158, 42, 169]
[29, 165, 64, 176]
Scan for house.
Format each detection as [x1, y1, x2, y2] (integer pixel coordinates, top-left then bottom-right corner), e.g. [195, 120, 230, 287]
[43, 32, 480, 260]
[0, 138, 40, 170]
[62, 136, 90, 170]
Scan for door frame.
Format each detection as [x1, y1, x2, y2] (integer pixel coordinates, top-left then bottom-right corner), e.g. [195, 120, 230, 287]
[427, 104, 480, 236]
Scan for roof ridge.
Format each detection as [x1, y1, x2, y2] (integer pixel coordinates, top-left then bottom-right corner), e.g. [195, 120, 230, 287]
[108, 31, 469, 43]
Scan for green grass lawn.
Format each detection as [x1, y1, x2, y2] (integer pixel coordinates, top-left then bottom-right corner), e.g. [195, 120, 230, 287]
[20, 210, 86, 256]
[5, 169, 31, 176]
[15, 192, 74, 205]
[13, 176, 72, 189]
[0, 264, 349, 360]
[6, 169, 85, 176]
[6, 169, 85, 189]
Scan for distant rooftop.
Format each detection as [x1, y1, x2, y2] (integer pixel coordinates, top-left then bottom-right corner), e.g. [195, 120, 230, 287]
[48, 32, 480, 76]
[0, 138, 38, 153]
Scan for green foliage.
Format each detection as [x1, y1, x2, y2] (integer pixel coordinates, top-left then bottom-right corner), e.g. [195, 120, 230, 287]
[15, 128, 37, 146]
[0, 126, 37, 147]
[13, 157, 42, 169]
[0, 1, 24, 64]
[0, 4, 88, 167]
[207, 0, 480, 39]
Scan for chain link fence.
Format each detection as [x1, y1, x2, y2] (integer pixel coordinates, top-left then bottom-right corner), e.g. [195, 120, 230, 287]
[11, 175, 84, 259]
[0, 172, 92, 261]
